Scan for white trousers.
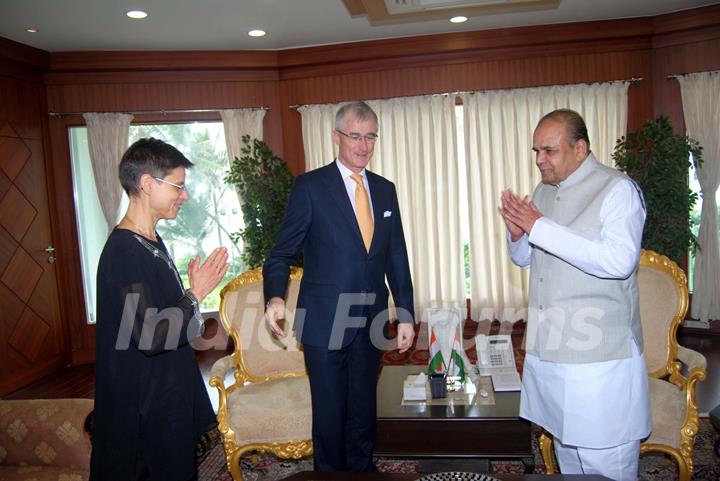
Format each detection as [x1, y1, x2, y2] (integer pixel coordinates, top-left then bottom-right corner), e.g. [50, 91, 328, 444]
[554, 437, 641, 481]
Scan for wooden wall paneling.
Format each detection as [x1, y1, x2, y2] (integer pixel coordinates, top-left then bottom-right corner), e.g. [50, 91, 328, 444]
[45, 71, 284, 156]
[0, 37, 49, 71]
[280, 50, 653, 106]
[259, 80, 285, 161]
[0, 223, 14, 273]
[49, 50, 278, 72]
[650, 5, 720, 132]
[652, 4, 720, 36]
[277, 17, 653, 69]
[0, 72, 67, 394]
[652, 35, 720, 133]
[45, 79, 274, 114]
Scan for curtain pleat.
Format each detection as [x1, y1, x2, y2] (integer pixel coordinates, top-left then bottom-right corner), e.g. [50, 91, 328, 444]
[219, 108, 266, 165]
[82, 112, 134, 234]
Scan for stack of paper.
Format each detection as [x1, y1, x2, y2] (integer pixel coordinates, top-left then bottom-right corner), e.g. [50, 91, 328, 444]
[490, 370, 522, 391]
[403, 373, 427, 401]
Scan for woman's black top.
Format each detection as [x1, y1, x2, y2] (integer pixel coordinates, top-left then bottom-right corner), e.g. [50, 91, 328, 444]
[90, 228, 216, 480]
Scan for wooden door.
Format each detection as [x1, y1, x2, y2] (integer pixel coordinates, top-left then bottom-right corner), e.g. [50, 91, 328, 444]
[0, 73, 66, 395]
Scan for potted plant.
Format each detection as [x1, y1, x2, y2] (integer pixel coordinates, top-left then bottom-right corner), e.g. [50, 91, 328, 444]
[612, 116, 703, 265]
[225, 135, 295, 268]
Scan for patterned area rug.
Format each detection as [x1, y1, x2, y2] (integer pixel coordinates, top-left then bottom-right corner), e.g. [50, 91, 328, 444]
[198, 345, 720, 481]
[197, 417, 719, 481]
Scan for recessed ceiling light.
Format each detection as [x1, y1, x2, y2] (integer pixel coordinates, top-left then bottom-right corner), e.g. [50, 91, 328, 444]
[126, 10, 148, 19]
[248, 29, 266, 37]
[25, 27, 39, 33]
[450, 16, 468, 23]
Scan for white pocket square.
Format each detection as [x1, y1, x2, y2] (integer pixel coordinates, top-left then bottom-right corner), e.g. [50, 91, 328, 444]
[383, 210, 392, 218]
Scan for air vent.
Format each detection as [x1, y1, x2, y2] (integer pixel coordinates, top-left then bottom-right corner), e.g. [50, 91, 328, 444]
[387, 0, 508, 13]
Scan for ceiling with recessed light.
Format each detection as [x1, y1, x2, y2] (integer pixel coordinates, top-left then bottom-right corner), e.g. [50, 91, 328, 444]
[0, 0, 717, 52]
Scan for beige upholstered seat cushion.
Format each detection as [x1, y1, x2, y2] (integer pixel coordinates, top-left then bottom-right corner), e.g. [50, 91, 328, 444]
[228, 376, 312, 445]
[645, 377, 685, 448]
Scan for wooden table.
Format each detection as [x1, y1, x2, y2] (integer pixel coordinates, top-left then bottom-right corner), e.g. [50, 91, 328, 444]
[375, 366, 533, 471]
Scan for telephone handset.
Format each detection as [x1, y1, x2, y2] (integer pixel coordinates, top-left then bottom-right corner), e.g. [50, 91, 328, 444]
[475, 334, 516, 371]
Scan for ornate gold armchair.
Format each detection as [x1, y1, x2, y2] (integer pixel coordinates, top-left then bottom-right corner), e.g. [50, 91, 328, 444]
[540, 250, 707, 481]
[209, 267, 312, 481]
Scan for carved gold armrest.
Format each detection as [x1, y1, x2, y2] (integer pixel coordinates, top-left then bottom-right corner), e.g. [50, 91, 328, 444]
[210, 354, 235, 384]
[677, 346, 707, 374]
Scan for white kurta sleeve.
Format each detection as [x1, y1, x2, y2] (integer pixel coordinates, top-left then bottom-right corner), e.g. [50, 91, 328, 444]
[507, 232, 532, 268]
[528, 179, 645, 279]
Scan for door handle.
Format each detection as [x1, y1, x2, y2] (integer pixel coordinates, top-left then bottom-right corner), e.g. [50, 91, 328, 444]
[45, 245, 56, 264]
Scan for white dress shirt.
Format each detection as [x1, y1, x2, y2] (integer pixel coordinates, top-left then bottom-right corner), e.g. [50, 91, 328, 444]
[336, 159, 374, 220]
[509, 177, 651, 448]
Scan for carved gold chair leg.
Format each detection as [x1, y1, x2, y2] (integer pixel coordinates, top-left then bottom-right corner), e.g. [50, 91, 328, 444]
[538, 429, 557, 474]
[225, 441, 313, 481]
[228, 446, 246, 481]
[640, 444, 691, 481]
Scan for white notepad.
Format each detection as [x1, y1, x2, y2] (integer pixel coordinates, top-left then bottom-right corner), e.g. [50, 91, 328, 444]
[403, 373, 428, 401]
[490, 370, 522, 391]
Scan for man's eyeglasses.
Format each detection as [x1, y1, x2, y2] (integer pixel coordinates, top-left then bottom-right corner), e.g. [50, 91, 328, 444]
[154, 177, 186, 193]
[335, 129, 379, 143]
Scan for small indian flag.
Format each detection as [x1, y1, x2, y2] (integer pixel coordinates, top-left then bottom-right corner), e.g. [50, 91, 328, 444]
[427, 324, 465, 382]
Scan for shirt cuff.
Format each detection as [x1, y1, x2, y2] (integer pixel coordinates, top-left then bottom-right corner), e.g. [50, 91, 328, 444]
[183, 289, 205, 336]
[527, 217, 551, 247]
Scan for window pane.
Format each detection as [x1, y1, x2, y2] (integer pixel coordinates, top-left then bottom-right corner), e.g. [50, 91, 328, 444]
[688, 159, 720, 292]
[69, 128, 107, 324]
[455, 104, 471, 298]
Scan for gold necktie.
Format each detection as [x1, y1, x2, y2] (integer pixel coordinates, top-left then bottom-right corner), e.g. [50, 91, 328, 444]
[351, 173, 374, 251]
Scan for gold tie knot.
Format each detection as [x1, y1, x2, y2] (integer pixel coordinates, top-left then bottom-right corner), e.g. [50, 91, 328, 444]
[351, 173, 364, 188]
[351, 173, 373, 252]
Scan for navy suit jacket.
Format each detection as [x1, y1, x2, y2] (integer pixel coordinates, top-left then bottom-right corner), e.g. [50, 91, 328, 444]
[263, 161, 415, 349]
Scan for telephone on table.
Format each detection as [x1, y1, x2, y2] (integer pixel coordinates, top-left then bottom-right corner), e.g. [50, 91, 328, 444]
[475, 334, 522, 391]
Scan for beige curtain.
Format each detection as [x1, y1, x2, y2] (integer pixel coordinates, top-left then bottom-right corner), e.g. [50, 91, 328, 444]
[460, 81, 629, 321]
[82, 112, 134, 233]
[298, 103, 337, 171]
[298, 95, 466, 318]
[219, 108, 266, 164]
[678, 71, 720, 321]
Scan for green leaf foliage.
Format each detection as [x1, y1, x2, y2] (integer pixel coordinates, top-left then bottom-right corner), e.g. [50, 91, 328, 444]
[612, 116, 703, 265]
[225, 135, 295, 268]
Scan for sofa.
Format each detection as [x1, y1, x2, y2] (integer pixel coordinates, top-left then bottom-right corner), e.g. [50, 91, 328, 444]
[0, 398, 93, 481]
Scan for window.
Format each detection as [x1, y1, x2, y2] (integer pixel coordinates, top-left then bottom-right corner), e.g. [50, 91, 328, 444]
[688, 160, 720, 292]
[455, 104, 472, 297]
[70, 122, 244, 324]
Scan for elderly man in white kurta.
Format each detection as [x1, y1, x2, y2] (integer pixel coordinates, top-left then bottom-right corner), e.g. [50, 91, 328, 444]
[499, 109, 651, 481]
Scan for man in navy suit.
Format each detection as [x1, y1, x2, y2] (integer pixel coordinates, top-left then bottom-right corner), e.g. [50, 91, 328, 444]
[263, 101, 415, 472]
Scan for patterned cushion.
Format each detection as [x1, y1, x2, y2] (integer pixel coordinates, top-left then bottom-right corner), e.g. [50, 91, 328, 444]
[0, 399, 93, 471]
[0, 465, 88, 481]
